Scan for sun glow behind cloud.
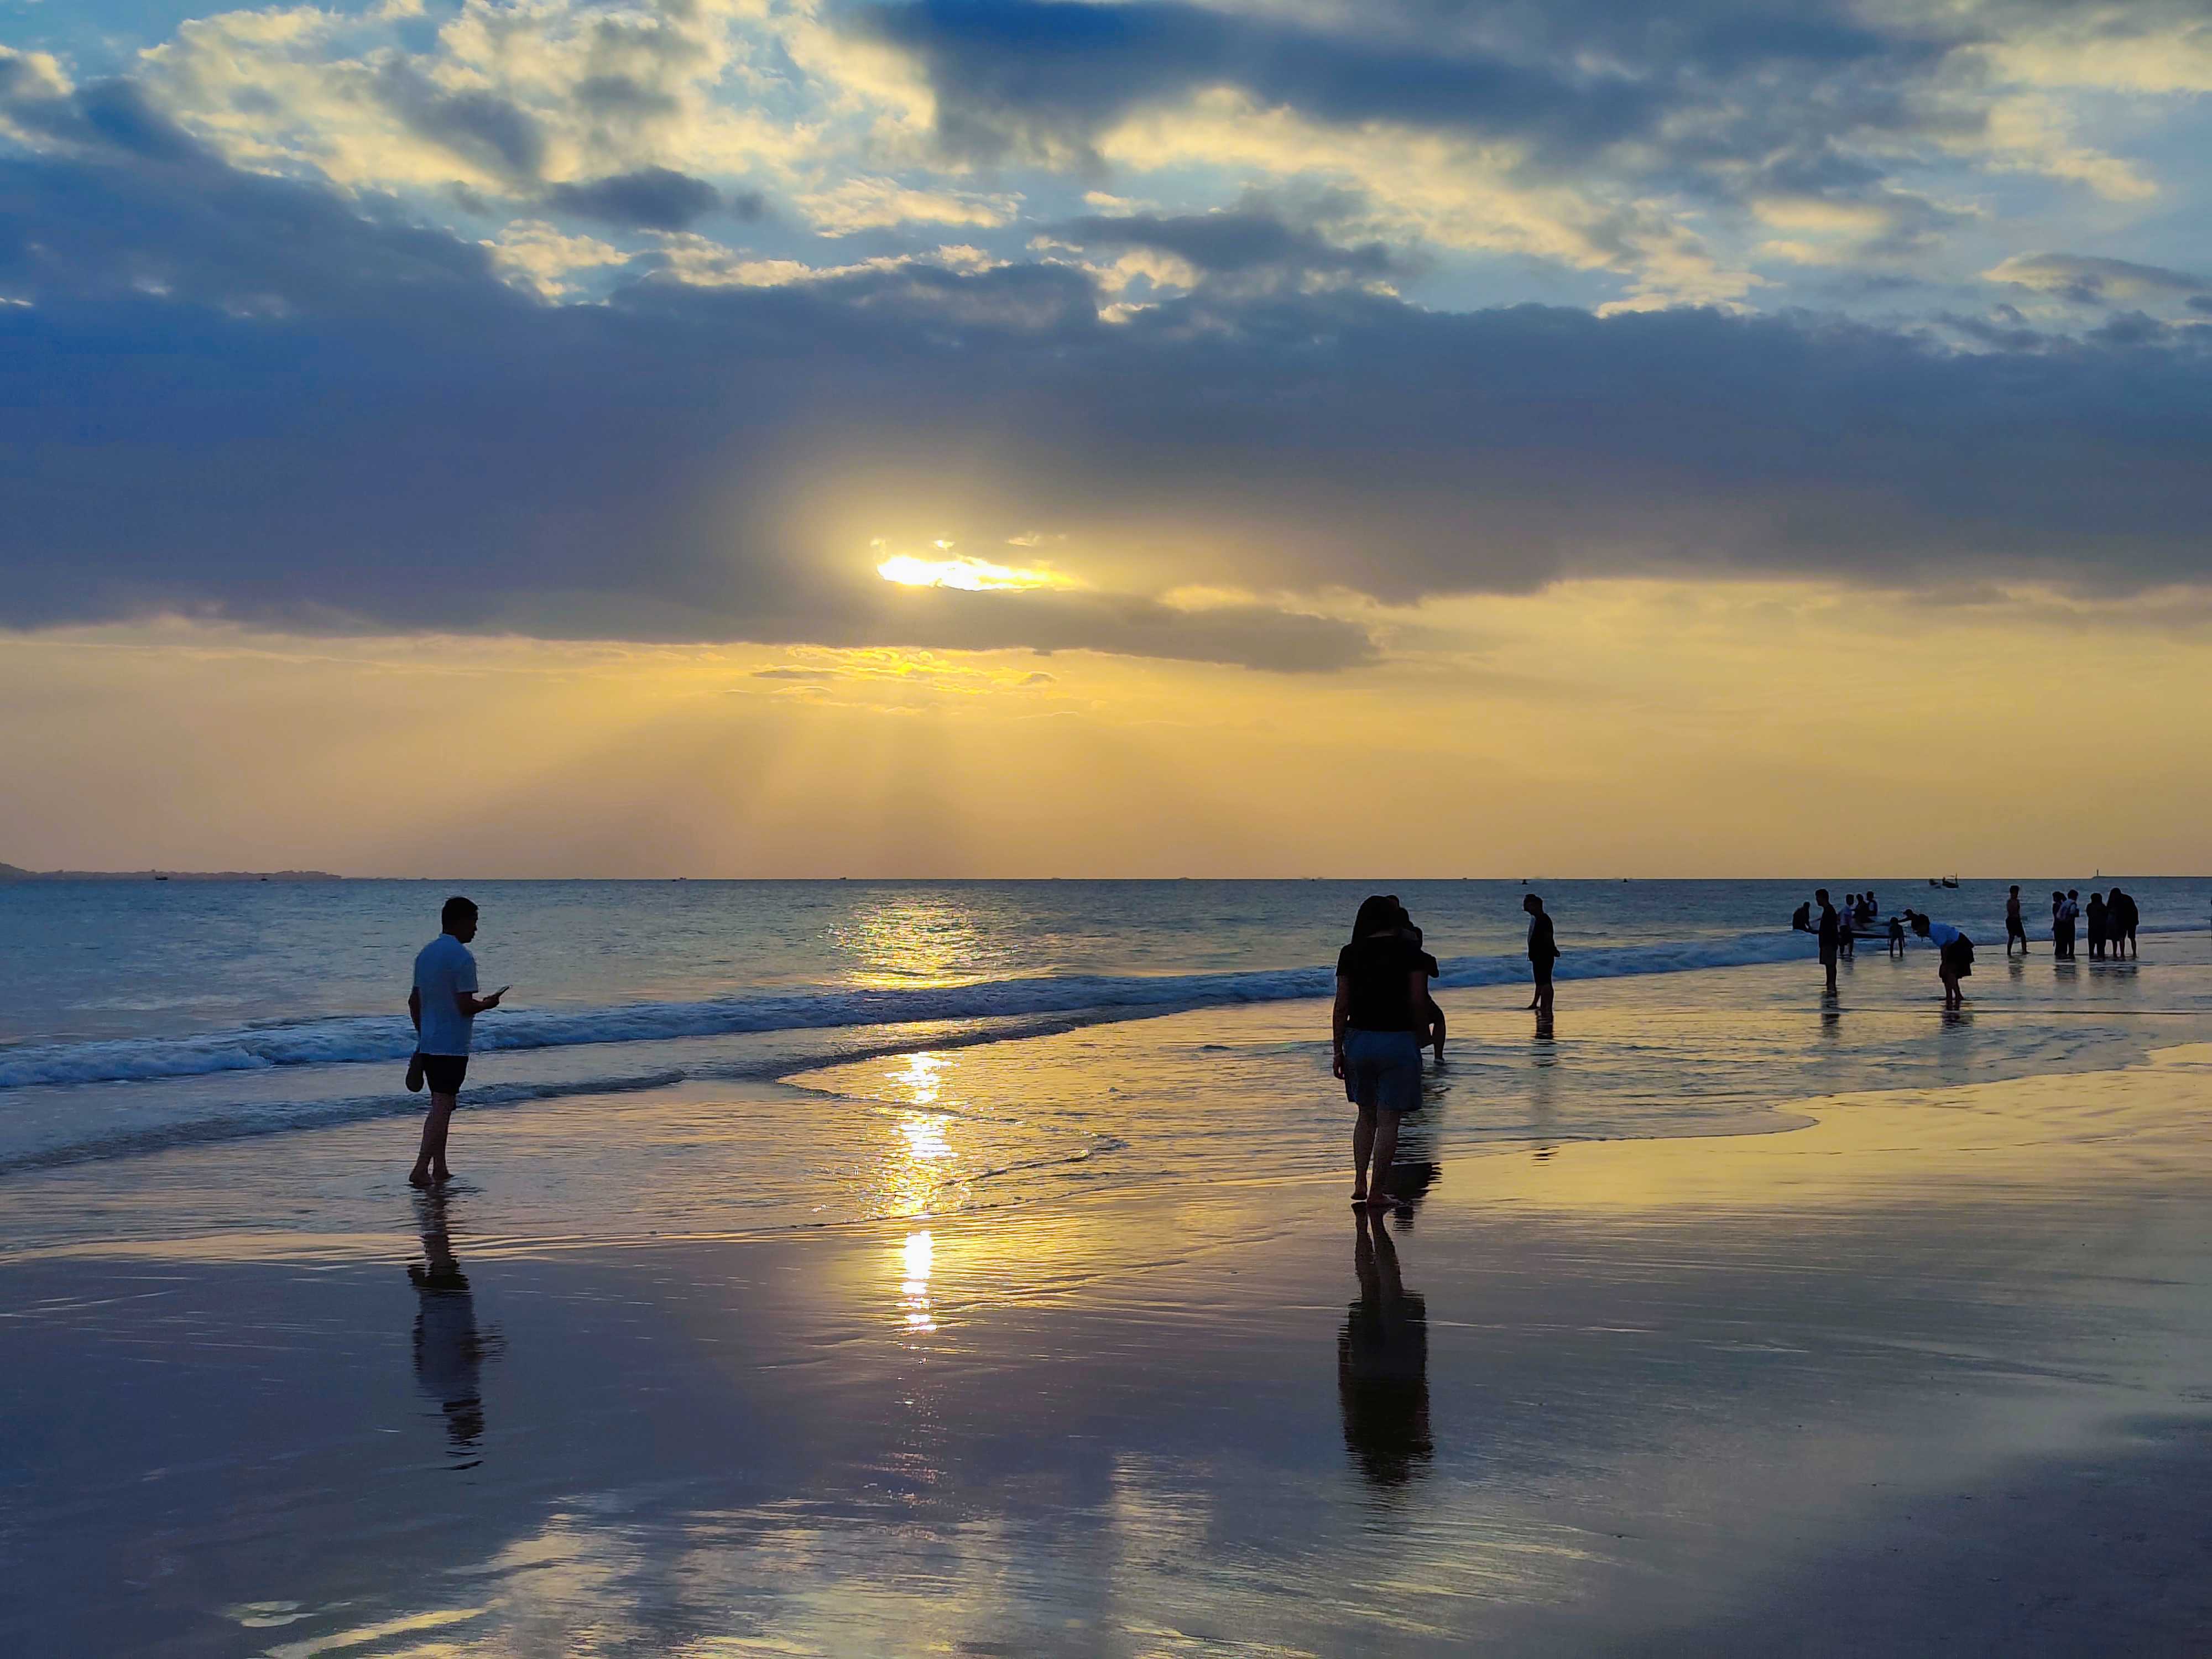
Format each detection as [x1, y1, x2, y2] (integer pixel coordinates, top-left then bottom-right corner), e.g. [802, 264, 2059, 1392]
[875, 544, 1072, 592]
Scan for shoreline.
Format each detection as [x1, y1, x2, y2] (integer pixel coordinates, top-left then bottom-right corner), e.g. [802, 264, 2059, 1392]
[9, 1090, 2212, 1652]
[9, 972, 2212, 1651]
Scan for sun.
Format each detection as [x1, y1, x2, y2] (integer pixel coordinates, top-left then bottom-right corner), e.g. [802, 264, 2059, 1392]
[874, 539, 1070, 592]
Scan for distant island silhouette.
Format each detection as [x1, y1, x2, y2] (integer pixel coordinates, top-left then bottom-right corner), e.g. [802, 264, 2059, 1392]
[0, 862, 342, 882]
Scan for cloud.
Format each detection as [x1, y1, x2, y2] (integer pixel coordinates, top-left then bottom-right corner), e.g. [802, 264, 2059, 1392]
[1985, 252, 2210, 306]
[796, 175, 1022, 234]
[1043, 205, 1405, 294]
[855, 0, 1676, 169]
[542, 165, 733, 230]
[134, 0, 796, 197]
[3, 89, 2212, 674]
[484, 218, 634, 296]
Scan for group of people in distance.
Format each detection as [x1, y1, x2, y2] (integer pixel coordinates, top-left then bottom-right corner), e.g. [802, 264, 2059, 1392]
[1790, 882, 2146, 1011]
[2030, 885, 2138, 961]
[1332, 891, 1561, 1210]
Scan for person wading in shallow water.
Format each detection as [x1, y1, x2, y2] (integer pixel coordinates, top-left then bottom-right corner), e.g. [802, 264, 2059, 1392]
[1907, 911, 1975, 1009]
[1334, 894, 1430, 1212]
[406, 896, 508, 1189]
[1814, 889, 1840, 995]
[1523, 893, 1560, 1018]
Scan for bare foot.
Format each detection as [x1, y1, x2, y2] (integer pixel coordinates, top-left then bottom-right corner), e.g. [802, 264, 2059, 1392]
[408, 1168, 431, 1188]
[1361, 1192, 1394, 1210]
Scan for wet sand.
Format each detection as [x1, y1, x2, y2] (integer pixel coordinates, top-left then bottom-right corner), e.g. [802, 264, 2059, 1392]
[9, 1029, 2212, 1654]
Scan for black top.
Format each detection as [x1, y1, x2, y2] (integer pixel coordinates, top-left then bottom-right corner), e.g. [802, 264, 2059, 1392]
[1527, 913, 1558, 963]
[1817, 904, 1838, 946]
[1337, 936, 1426, 1031]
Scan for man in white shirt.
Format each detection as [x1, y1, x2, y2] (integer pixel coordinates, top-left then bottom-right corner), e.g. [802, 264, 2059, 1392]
[407, 896, 507, 1188]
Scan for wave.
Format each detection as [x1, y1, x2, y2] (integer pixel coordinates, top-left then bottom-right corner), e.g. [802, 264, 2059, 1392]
[0, 1017, 1095, 1174]
[0, 929, 1832, 1093]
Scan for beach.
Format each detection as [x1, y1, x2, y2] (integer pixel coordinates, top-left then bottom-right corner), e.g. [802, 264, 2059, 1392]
[7, 888, 2212, 1655]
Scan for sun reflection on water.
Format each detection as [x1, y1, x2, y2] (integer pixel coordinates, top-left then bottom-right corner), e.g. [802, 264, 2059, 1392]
[899, 1229, 935, 1334]
[893, 1052, 948, 1108]
[837, 896, 994, 988]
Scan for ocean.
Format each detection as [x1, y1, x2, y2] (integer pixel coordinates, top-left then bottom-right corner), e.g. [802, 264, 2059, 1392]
[4, 878, 2210, 1249]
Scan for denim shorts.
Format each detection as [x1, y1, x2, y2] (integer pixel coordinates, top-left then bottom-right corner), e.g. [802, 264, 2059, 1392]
[1342, 1027, 1422, 1115]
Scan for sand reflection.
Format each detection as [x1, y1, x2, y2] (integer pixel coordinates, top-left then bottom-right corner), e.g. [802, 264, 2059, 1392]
[1337, 1211, 1431, 1494]
[409, 1190, 491, 1470]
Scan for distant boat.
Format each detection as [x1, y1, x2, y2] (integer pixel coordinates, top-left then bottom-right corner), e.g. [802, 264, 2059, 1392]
[154, 873, 169, 881]
[1927, 874, 1959, 889]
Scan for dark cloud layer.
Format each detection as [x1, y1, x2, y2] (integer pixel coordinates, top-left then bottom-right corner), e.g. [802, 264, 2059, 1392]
[543, 166, 731, 231]
[2, 89, 2210, 670]
[859, 0, 1663, 165]
[1050, 208, 1403, 288]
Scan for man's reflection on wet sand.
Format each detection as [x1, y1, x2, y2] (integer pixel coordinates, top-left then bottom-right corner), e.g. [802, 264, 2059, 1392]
[1337, 1209, 1431, 1491]
[410, 1189, 489, 1470]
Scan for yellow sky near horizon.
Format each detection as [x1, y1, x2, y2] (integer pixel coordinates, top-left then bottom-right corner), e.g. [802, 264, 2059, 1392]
[5, 578, 2208, 878]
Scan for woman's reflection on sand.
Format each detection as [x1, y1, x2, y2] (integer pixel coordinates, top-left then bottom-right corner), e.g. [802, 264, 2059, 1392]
[409, 1188, 491, 1470]
[1337, 1209, 1431, 1493]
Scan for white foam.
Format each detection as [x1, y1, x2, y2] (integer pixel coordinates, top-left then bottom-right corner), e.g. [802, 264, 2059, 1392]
[0, 931, 1820, 1093]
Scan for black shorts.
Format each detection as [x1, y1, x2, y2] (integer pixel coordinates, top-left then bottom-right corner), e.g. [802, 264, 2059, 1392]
[1818, 945, 1838, 966]
[2006, 919, 2027, 940]
[418, 1053, 468, 1094]
[1531, 957, 1554, 984]
[1940, 941, 1974, 978]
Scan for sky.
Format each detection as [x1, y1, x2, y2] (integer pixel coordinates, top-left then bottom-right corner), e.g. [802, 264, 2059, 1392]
[1, 0, 2209, 875]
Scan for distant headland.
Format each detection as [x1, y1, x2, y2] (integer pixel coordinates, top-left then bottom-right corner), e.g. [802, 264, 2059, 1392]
[0, 862, 343, 882]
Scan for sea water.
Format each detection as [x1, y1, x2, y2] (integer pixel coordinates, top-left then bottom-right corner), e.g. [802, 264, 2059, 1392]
[4, 878, 2210, 1245]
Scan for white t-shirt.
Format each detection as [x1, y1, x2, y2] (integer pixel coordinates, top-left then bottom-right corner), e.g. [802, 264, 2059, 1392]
[413, 933, 479, 1056]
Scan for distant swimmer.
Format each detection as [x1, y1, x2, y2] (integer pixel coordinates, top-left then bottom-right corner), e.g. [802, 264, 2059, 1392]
[1814, 889, 1840, 995]
[406, 895, 508, 1190]
[1907, 911, 1974, 1009]
[1522, 893, 1559, 1018]
[2005, 885, 2028, 956]
[1334, 895, 1430, 1210]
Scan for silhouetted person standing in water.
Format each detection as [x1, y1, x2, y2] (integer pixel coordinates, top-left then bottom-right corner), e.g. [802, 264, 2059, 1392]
[1814, 889, 1840, 994]
[2056, 890, 2081, 960]
[2110, 888, 2138, 958]
[1387, 900, 1447, 1061]
[2005, 885, 2028, 956]
[1334, 895, 1430, 1211]
[1792, 901, 1812, 932]
[2086, 891, 2109, 959]
[407, 896, 508, 1188]
[1523, 893, 1559, 1018]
